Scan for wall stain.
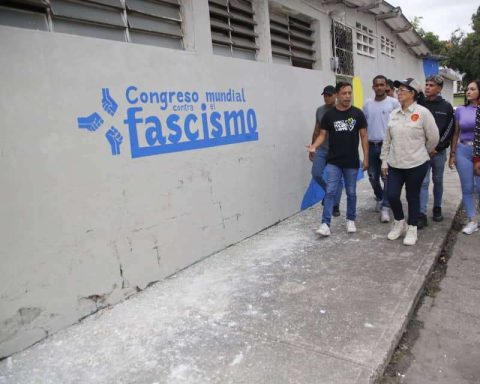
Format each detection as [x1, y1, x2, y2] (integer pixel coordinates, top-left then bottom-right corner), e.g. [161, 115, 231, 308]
[111, 240, 127, 289]
[153, 239, 161, 267]
[1, 307, 44, 342]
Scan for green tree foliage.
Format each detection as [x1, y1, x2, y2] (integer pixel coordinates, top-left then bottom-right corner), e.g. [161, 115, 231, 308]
[412, 8, 480, 83]
[444, 6, 480, 83]
[411, 17, 446, 54]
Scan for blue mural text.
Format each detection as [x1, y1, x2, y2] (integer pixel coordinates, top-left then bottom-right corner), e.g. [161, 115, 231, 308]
[77, 86, 258, 158]
[124, 86, 258, 159]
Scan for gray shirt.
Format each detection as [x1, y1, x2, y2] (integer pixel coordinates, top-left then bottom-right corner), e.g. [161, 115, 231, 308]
[313, 104, 334, 150]
[363, 96, 400, 142]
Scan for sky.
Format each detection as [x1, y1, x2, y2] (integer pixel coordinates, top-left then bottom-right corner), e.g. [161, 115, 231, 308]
[390, 0, 477, 40]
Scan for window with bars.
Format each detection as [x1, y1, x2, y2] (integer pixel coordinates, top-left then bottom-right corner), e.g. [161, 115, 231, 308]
[380, 35, 395, 58]
[331, 21, 353, 76]
[355, 22, 375, 58]
[0, 0, 183, 49]
[269, 11, 315, 69]
[208, 0, 258, 60]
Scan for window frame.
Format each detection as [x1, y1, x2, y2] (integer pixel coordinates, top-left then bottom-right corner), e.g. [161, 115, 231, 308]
[332, 20, 354, 76]
[380, 35, 395, 58]
[355, 21, 375, 58]
[0, 0, 184, 50]
[209, 0, 258, 60]
[269, 10, 316, 69]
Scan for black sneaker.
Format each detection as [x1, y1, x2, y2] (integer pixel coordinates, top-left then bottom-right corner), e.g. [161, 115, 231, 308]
[333, 205, 340, 217]
[417, 213, 428, 229]
[432, 206, 443, 222]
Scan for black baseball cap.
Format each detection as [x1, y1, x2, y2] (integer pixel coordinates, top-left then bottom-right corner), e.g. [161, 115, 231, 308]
[321, 85, 336, 95]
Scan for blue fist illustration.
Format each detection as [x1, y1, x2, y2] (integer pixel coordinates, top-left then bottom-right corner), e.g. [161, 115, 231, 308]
[106, 126, 123, 155]
[77, 112, 104, 132]
[102, 88, 118, 116]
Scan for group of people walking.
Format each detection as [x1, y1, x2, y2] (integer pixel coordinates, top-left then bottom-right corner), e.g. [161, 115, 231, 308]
[307, 76, 480, 246]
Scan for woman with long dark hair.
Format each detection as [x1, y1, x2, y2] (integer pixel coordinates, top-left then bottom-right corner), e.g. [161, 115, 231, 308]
[449, 79, 480, 234]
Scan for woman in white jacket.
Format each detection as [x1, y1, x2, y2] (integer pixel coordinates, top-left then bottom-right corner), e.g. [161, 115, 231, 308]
[380, 78, 439, 245]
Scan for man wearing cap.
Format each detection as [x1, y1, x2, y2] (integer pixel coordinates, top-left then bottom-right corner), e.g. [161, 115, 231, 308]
[363, 75, 400, 223]
[309, 85, 343, 216]
[417, 75, 454, 228]
[307, 82, 369, 237]
[380, 78, 439, 246]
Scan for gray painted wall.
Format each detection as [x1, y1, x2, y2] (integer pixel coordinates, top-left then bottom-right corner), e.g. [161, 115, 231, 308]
[0, 0, 425, 357]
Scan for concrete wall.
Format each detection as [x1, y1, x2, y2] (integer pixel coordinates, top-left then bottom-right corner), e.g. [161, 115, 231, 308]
[441, 80, 455, 104]
[0, 0, 425, 357]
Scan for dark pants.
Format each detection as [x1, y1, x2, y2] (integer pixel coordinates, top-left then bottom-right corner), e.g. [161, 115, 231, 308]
[368, 141, 389, 207]
[387, 162, 429, 226]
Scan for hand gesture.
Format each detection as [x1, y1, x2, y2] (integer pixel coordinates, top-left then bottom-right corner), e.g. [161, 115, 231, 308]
[105, 126, 123, 155]
[362, 159, 368, 171]
[474, 160, 480, 176]
[448, 154, 456, 169]
[102, 88, 118, 116]
[77, 112, 104, 132]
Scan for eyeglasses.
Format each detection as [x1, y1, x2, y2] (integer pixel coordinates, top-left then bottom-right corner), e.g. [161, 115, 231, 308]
[397, 88, 413, 93]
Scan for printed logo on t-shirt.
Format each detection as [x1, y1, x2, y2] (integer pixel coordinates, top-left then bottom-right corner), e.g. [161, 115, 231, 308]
[334, 117, 357, 132]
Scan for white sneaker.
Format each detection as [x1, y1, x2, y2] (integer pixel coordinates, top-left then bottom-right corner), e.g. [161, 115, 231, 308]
[380, 207, 390, 223]
[346, 220, 356, 233]
[387, 219, 406, 240]
[403, 225, 418, 246]
[316, 223, 331, 236]
[462, 221, 478, 235]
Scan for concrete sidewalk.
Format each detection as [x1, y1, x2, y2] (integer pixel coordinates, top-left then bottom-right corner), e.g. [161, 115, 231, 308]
[383, 208, 480, 383]
[0, 170, 461, 384]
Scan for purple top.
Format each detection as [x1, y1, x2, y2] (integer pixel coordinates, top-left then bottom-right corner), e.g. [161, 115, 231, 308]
[455, 105, 477, 141]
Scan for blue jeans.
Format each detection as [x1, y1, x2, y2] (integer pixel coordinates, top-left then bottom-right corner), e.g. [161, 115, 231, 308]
[322, 164, 358, 225]
[387, 162, 429, 226]
[455, 143, 480, 220]
[312, 147, 343, 206]
[420, 150, 447, 214]
[368, 142, 389, 208]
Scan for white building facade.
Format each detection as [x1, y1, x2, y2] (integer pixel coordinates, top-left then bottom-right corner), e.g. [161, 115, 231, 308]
[0, 0, 430, 357]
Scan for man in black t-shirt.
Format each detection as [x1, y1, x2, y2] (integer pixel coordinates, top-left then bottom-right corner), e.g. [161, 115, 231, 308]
[307, 82, 369, 236]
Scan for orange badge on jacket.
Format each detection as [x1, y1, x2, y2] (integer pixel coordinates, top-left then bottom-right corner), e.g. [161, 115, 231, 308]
[411, 113, 420, 122]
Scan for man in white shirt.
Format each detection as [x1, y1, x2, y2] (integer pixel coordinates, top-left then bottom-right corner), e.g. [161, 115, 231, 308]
[363, 75, 400, 222]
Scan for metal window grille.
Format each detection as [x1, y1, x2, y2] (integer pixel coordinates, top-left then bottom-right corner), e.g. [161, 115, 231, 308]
[331, 21, 353, 76]
[209, 0, 258, 60]
[0, 0, 49, 30]
[380, 35, 395, 58]
[50, 0, 126, 41]
[270, 11, 315, 69]
[126, 0, 183, 49]
[355, 22, 375, 58]
[0, 0, 183, 49]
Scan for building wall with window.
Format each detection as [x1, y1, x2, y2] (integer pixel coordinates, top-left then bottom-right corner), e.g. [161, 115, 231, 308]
[343, 6, 424, 86]
[0, 0, 427, 357]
